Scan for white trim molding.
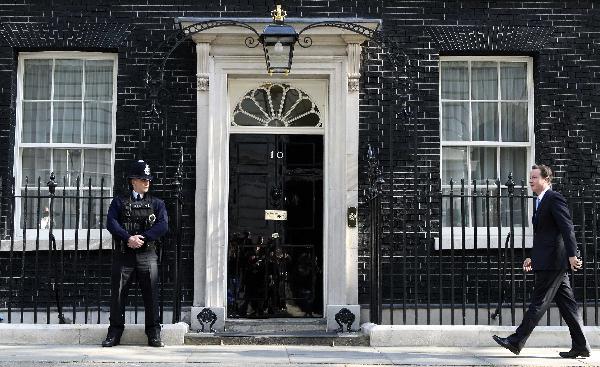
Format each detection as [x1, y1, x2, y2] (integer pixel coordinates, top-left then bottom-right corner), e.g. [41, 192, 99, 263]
[187, 20, 378, 330]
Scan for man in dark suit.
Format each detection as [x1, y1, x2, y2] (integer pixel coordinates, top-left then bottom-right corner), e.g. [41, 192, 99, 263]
[492, 165, 590, 358]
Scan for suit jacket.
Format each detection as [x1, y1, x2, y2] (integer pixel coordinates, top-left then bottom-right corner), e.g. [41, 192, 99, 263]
[531, 190, 578, 270]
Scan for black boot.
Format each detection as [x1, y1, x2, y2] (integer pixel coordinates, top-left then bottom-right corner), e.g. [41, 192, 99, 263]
[102, 334, 121, 347]
[148, 336, 164, 347]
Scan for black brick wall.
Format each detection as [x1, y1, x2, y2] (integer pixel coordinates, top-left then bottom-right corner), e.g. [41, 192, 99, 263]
[356, 0, 600, 306]
[0, 0, 599, 318]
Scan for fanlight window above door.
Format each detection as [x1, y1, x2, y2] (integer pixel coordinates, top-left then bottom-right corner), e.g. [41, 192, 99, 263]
[232, 83, 322, 127]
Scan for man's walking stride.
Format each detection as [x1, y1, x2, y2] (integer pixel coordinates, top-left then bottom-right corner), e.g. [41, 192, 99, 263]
[493, 164, 590, 358]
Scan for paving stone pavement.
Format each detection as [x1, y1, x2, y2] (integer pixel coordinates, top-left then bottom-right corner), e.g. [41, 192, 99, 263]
[0, 345, 598, 366]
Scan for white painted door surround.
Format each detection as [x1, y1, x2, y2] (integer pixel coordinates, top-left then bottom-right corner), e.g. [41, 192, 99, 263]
[179, 17, 380, 331]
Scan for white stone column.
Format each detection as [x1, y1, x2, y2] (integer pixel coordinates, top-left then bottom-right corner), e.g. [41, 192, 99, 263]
[191, 41, 226, 332]
[345, 42, 361, 305]
[193, 42, 210, 306]
[325, 41, 362, 332]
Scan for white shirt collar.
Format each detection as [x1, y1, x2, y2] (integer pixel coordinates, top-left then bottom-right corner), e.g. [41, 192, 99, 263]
[132, 190, 144, 199]
[537, 186, 550, 202]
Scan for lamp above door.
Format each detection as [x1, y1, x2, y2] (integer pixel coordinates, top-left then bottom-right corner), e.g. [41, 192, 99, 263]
[259, 5, 299, 75]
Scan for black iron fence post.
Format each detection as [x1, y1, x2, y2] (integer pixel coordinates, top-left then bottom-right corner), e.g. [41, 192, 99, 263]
[7, 176, 16, 323]
[47, 172, 66, 324]
[367, 144, 384, 324]
[506, 173, 516, 325]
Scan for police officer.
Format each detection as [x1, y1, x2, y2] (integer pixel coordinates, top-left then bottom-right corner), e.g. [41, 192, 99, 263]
[102, 160, 168, 347]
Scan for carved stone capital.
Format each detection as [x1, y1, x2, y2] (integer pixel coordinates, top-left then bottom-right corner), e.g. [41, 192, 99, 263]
[197, 74, 209, 91]
[348, 76, 360, 92]
[196, 42, 211, 92]
[347, 43, 362, 93]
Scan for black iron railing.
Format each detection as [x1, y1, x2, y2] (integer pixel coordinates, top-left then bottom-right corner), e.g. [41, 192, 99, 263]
[0, 169, 185, 324]
[365, 163, 600, 326]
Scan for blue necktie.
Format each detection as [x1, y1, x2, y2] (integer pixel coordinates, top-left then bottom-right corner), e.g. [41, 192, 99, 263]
[533, 197, 541, 224]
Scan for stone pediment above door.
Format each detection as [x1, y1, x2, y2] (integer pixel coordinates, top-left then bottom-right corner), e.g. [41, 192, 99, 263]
[177, 17, 380, 51]
[177, 17, 379, 93]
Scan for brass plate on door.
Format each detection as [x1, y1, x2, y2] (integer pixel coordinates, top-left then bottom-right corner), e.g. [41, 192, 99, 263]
[265, 210, 287, 220]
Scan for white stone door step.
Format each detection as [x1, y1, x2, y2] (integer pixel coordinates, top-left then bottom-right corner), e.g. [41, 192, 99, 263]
[185, 330, 368, 346]
[224, 318, 327, 332]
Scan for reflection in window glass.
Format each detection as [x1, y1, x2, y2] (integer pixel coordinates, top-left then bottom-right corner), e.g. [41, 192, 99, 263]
[471, 62, 498, 100]
[54, 59, 83, 100]
[23, 60, 51, 100]
[442, 147, 468, 185]
[501, 102, 528, 142]
[22, 102, 51, 143]
[472, 102, 498, 141]
[471, 147, 497, 184]
[84, 150, 112, 187]
[84, 102, 112, 144]
[501, 62, 527, 100]
[85, 60, 113, 100]
[442, 102, 469, 141]
[53, 149, 82, 187]
[441, 61, 468, 100]
[53, 102, 81, 143]
[501, 148, 527, 184]
[22, 148, 51, 184]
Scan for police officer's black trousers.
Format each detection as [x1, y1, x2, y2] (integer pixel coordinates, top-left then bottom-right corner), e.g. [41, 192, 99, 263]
[108, 247, 160, 338]
[507, 270, 589, 351]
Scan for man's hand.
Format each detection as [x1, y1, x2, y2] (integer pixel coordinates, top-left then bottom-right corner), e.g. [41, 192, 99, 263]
[569, 256, 583, 271]
[127, 235, 145, 249]
[523, 257, 532, 272]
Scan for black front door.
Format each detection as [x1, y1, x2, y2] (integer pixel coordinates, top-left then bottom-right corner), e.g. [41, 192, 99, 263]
[227, 134, 323, 318]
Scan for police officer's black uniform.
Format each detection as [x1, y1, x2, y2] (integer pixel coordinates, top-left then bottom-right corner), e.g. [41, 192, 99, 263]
[102, 160, 168, 347]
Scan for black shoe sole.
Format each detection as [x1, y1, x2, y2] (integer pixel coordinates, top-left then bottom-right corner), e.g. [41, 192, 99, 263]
[559, 352, 590, 358]
[492, 335, 520, 355]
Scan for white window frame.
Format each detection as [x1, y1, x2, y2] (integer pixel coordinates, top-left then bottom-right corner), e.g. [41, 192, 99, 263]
[12, 51, 117, 243]
[438, 56, 535, 250]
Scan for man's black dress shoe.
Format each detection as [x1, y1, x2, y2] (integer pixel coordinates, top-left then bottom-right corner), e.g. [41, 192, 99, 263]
[148, 337, 164, 347]
[101, 335, 121, 347]
[492, 335, 520, 355]
[559, 349, 590, 358]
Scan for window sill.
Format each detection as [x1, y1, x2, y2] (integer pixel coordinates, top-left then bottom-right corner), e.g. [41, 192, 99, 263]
[435, 227, 533, 250]
[0, 229, 112, 251]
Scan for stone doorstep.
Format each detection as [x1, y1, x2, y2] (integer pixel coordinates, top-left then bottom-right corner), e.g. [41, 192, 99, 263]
[224, 318, 328, 333]
[0, 322, 189, 345]
[362, 323, 600, 347]
[185, 331, 369, 346]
